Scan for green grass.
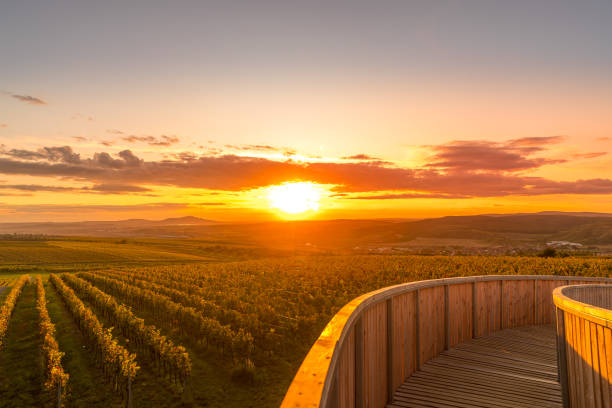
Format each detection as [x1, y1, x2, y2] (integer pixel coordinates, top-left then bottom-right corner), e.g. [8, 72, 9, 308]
[0, 281, 47, 407]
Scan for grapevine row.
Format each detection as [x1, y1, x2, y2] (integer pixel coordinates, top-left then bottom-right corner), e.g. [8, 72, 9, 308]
[0, 275, 29, 349]
[49, 274, 138, 402]
[78, 272, 254, 363]
[92, 270, 269, 344]
[94, 269, 294, 334]
[61, 273, 191, 387]
[36, 276, 69, 405]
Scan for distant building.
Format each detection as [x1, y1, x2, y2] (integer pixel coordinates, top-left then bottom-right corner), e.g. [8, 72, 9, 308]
[546, 240, 583, 249]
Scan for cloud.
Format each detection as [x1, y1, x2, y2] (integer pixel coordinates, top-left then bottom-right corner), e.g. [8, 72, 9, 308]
[348, 192, 470, 199]
[1, 146, 81, 164]
[0, 184, 77, 192]
[0, 182, 151, 195]
[597, 137, 611, 142]
[572, 152, 607, 159]
[0, 202, 193, 214]
[507, 136, 565, 146]
[342, 154, 381, 160]
[72, 136, 87, 142]
[11, 94, 46, 105]
[0, 138, 609, 199]
[425, 140, 566, 172]
[224, 144, 296, 156]
[122, 134, 180, 146]
[89, 184, 151, 193]
[0, 124, 7, 128]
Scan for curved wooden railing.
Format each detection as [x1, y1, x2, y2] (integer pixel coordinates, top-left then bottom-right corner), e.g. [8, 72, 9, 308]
[282, 275, 612, 408]
[554, 284, 612, 408]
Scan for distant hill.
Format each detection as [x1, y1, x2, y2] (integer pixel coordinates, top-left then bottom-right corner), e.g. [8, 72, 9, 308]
[0, 216, 218, 237]
[485, 211, 612, 218]
[363, 214, 612, 246]
[0, 212, 611, 248]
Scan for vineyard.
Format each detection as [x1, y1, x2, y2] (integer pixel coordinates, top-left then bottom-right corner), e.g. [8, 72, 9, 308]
[0, 254, 611, 407]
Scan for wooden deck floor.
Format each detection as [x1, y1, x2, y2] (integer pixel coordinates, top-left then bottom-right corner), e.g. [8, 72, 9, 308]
[387, 325, 562, 408]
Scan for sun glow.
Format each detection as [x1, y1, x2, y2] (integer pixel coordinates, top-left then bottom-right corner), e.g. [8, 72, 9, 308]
[267, 182, 322, 215]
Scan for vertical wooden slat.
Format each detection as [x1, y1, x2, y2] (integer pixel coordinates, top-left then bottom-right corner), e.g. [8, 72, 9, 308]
[448, 283, 472, 347]
[418, 286, 445, 366]
[444, 284, 450, 351]
[556, 308, 570, 408]
[590, 321, 603, 408]
[386, 298, 394, 404]
[533, 279, 538, 325]
[337, 328, 355, 408]
[576, 315, 587, 408]
[604, 328, 612, 408]
[392, 292, 416, 389]
[583, 317, 596, 408]
[499, 280, 505, 330]
[362, 302, 387, 408]
[355, 317, 363, 408]
[472, 281, 477, 339]
[329, 371, 339, 408]
[415, 289, 420, 370]
[597, 324, 610, 408]
[566, 312, 578, 408]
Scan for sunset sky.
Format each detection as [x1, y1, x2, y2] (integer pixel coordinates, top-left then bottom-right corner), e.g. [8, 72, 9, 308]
[1, 1, 611, 222]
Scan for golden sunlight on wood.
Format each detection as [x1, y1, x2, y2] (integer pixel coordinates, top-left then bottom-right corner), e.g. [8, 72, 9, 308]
[267, 182, 322, 215]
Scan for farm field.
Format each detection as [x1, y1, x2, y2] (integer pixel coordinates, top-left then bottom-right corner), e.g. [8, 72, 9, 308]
[1, 243, 611, 407]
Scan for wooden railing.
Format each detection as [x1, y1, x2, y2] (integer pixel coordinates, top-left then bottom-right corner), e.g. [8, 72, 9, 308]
[554, 284, 612, 408]
[282, 275, 612, 408]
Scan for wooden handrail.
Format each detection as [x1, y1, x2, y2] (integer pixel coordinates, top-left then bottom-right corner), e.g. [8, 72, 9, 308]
[282, 275, 612, 408]
[554, 284, 612, 407]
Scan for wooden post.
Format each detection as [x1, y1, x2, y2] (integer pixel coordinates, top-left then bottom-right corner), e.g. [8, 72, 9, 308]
[472, 281, 478, 339]
[386, 298, 394, 403]
[415, 289, 421, 370]
[556, 307, 570, 408]
[444, 284, 450, 350]
[355, 316, 364, 408]
[57, 382, 62, 408]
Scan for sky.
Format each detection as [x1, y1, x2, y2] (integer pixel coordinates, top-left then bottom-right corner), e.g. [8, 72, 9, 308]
[0, 0, 611, 222]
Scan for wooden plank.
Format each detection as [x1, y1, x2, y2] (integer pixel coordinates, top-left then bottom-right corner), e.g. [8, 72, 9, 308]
[387, 325, 563, 408]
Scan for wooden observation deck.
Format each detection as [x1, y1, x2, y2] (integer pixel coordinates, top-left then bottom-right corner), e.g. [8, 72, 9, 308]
[282, 275, 612, 408]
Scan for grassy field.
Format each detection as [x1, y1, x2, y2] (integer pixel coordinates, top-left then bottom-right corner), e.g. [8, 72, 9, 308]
[0, 237, 611, 407]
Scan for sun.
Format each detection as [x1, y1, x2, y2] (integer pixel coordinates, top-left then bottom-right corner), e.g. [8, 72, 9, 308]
[267, 182, 322, 215]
